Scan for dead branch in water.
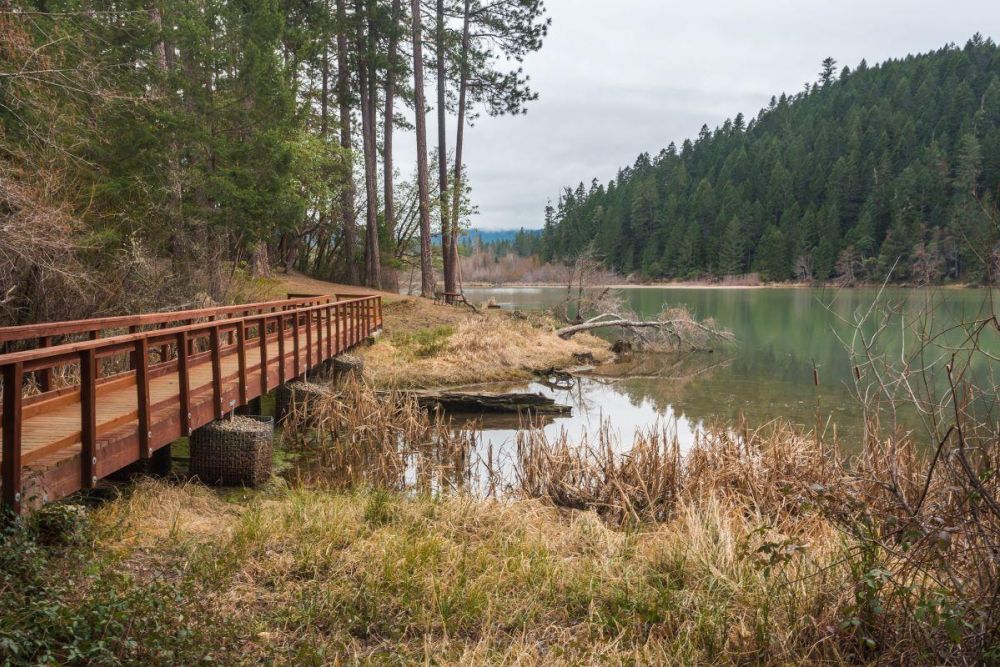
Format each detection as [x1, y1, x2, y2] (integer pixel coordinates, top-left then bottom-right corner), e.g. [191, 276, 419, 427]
[554, 312, 734, 348]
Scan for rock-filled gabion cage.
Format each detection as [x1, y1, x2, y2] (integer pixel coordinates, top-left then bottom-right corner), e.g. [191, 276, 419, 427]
[189, 415, 274, 487]
[332, 353, 364, 382]
[275, 380, 333, 424]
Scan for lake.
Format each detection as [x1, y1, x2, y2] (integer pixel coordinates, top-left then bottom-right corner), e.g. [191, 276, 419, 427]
[459, 286, 999, 457]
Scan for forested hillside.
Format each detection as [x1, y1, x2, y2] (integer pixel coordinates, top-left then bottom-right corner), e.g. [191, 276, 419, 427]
[541, 36, 1000, 284]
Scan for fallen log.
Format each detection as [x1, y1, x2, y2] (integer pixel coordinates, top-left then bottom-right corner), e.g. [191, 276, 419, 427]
[554, 312, 734, 351]
[400, 390, 572, 415]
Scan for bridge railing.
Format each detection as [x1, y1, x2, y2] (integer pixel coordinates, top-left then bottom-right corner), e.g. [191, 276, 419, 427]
[0, 294, 382, 513]
[0, 295, 335, 395]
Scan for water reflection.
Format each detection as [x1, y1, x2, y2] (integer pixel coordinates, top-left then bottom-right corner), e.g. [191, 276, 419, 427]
[462, 286, 999, 449]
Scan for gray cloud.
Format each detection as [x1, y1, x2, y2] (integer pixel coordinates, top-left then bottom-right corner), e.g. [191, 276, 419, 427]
[393, 0, 1000, 230]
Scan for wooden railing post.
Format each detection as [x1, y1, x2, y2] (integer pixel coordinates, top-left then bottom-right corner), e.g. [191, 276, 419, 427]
[127, 326, 138, 370]
[177, 331, 191, 436]
[347, 301, 358, 347]
[2, 362, 24, 514]
[237, 322, 248, 406]
[326, 306, 333, 358]
[209, 326, 223, 418]
[37, 336, 52, 392]
[292, 311, 301, 378]
[159, 322, 169, 362]
[258, 317, 269, 396]
[305, 308, 314, 372]
[135, 338, 151, 459]
[277, 315, 286, 384]
[316, 307, 324, 363]
[334, 303, 341, 354]
[80, 349, 97, 488]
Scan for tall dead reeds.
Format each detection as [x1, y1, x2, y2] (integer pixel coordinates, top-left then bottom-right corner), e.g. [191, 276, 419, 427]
[282, 378, 478, 493]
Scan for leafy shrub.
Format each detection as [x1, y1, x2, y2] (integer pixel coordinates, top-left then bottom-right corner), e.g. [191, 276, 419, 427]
[0, 516, 232, 665]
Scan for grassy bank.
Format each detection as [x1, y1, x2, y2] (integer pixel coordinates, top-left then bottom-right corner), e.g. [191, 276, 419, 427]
[4, 379, 998, 664]
[0, 480, 845, 665]
[358, 297, 611, 388]
[5, 426, 995, 664]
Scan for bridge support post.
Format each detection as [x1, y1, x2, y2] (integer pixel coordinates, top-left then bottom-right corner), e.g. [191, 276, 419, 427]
[106, 443, 172, 482]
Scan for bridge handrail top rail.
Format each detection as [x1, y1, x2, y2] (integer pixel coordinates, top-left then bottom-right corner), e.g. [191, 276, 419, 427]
[0, 295, 340, 343]
[0, 294, 380, 369]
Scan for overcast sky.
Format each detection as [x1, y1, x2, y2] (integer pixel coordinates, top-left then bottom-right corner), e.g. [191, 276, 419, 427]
[394, 0, 1000, 231]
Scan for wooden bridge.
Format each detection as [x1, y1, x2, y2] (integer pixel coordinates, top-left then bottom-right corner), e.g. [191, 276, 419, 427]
[0, 293, 382, 514]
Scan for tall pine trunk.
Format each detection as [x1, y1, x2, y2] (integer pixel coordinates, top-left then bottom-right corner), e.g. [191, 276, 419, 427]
[357, 0, 381, 288]
[336, 0, 360, 284]
[151, 6, 185, 270]
[449, 0, 471, 289]
[435, 0, 454, 299]
[411, 0, 435, 297]
[382, 0, 402, 288]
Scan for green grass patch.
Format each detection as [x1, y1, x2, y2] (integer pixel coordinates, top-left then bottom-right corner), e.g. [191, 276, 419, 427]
[387, 325, 455, 359]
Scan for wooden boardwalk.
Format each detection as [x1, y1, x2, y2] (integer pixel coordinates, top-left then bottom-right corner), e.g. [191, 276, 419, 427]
[0, 294, 382, 513]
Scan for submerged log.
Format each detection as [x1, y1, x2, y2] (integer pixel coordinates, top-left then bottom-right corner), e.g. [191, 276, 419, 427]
[402, 390, 572, 415]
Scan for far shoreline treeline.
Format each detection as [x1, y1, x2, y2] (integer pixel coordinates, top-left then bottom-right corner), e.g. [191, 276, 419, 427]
[537, 36, 1000, 287]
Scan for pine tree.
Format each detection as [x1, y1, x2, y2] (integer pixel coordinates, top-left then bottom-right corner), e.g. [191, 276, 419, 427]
[541, 38, 1000, 285]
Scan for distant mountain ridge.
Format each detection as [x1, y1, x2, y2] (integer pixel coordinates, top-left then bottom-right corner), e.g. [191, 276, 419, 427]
[541, 36, 1000, 284]
[463, 228, 542, 245]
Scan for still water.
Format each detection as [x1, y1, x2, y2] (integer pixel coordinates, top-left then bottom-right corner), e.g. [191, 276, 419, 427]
[461, 286, 999, 453]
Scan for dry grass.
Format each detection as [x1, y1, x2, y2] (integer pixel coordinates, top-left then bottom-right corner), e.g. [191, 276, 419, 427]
[267, 271, 612, 388]
[72, 479, 854, 665]
[362, 299, 610, 388]
[7, 377, 996, 664]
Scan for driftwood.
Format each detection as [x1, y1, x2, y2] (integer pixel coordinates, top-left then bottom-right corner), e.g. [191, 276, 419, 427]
[400, 390, 572, 415]
[554, 312, 734, 348]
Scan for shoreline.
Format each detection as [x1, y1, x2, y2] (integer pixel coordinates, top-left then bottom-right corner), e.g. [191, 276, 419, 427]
[460, 280, 980, 290]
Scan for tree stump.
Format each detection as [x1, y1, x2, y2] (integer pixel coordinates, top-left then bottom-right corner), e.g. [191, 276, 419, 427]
[189, 416, 273, 487]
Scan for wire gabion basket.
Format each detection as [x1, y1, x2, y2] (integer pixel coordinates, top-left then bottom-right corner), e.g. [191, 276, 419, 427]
[275, 380, 332, 424]
[189, 415, 274, 487]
